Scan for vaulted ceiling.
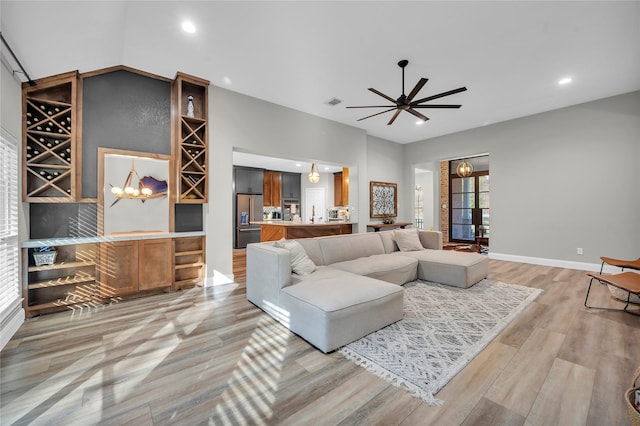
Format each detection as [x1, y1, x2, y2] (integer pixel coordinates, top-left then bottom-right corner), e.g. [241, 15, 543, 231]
[2, 1, 639, 144]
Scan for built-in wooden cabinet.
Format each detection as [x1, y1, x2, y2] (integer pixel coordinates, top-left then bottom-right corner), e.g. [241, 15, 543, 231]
[173, 72, 209, 203]
[98, 238, 172, 297]
[24, 243, 97, 318]
[334, 167, 349, 206]
[22, 71, 79, 202]
[263, 171, 282, 207]
[174, 236, 206, 289]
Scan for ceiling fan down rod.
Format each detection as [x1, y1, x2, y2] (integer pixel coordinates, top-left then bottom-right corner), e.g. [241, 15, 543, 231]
[398, 59, 408, 98]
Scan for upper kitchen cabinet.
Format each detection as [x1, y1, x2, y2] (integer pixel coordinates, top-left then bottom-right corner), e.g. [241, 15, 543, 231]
[333, 167, 349, 206]
[234, 166, 264, 194]
[22, 71, 79, 202]
[281, 172, 301, 200]
[172, 72, 209, 203]
[263, 171, 281, 207]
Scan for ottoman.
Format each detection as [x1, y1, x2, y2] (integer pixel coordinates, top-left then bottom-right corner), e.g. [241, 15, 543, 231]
[279, 273, 404, 353]
[394, 249, 489, 288]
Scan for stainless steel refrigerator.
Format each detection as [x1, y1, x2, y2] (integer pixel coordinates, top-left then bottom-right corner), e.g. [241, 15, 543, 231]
[235, 194, 263, 248]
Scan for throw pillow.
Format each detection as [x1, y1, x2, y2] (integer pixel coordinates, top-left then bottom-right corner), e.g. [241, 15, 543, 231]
[274, 239, 317, 275]
[393, 229, 423, 252]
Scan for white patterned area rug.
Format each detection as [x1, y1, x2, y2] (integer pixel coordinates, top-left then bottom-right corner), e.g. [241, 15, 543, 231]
[339, 279, 542, 405]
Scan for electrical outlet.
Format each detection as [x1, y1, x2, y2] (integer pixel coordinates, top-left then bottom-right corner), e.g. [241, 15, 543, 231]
[577, 247, 583, 255]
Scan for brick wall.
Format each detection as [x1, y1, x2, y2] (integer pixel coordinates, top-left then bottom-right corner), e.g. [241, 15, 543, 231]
[439, 161, 449, 242]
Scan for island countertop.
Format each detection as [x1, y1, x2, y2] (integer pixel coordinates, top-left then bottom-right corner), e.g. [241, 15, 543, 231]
[251, 221, 356, 226]
[256, 221, 355, 241]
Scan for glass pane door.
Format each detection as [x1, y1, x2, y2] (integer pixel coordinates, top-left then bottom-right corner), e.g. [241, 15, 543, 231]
[450, 172, 489, 243]
[451, 177, 475, 241]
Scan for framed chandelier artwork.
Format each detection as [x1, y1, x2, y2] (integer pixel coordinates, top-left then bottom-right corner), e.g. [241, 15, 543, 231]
[370, 181, 398, 218]
[98, 148, 172, 235]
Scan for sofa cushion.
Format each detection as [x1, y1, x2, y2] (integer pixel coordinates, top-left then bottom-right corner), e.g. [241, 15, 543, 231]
[331, 254, 418, 285]
[378, 230, 398, 254]
[394, 249, 489, 288]
[319, 233, 385, 265]
[274, 239, 316, 275]
[295, 238, 325, 266]
[393, 228, 423, 252]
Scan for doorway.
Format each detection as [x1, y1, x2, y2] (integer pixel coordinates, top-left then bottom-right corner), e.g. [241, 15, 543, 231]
[304, 187, 325, 222]
[448, 156, 490, 247]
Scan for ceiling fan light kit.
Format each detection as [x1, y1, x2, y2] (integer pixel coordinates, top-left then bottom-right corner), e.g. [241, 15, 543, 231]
[347, 59, 467, 125]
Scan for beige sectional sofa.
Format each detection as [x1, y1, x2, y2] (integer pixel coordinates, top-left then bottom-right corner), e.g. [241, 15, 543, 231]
[246, 229, 489, 353]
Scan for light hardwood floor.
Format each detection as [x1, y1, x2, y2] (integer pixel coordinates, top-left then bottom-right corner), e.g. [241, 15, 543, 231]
[2, 254, 639, 425]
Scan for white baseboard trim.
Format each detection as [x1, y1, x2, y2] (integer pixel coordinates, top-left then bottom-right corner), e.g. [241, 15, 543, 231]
[1, 306, 25, 351]
[203, 270, 236, 287]
[488, 252, 626, 274]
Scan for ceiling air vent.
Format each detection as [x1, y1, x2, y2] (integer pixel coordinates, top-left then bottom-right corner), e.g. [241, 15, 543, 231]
[326, 97, 342, 106]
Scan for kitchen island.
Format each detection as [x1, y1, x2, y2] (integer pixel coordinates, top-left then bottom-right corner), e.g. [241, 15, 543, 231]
[254, 221, 354, 242]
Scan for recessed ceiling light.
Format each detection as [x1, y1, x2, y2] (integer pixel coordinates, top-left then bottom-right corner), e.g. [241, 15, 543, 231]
[324, 167, 330, 171]
[295, 163, 301, 167]
[558, 77, 572, 85]
[416, 120, 424, 125]
[223, 76, 232, 86]
[182, 21, 196, 34]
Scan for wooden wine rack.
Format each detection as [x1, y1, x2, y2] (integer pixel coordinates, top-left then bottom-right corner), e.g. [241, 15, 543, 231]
[173, 72, 209, 203]
[22, 71, 78, 202]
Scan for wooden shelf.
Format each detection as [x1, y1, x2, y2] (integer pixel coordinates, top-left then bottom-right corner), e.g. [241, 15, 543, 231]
[28, 260, 95, 272]
[173, 72, 209, 203]
[174, 262, 205, 270]
[28, 274, 96, 289]
[22, 71, 78, 202]
[173, 236, 205, 289]
[24, 242, 97, 317]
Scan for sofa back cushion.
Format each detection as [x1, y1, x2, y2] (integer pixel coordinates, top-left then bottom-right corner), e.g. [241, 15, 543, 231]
[296, 238, 325, 266]
[318, 232, 385, 265]
[378, 230, 398, 254]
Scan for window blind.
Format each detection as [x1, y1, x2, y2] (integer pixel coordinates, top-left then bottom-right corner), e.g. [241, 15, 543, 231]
[0, 129, 20, 318]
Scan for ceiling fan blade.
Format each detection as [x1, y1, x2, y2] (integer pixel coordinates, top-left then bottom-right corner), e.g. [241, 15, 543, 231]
[407, 108, 429, 121]
[411, 104, 462, 109]
[387, 109, 402, 125]
[410, 87, 467, 106]
[406, 78, 428, 102]
[346, 105, 396, 109]
[357, 107, 397, 121]
[369, 88, 398, 104]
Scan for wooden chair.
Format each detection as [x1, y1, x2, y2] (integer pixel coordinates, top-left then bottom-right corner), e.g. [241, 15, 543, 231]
[599, 256, 640, 273]
[584, 271, 640, 316]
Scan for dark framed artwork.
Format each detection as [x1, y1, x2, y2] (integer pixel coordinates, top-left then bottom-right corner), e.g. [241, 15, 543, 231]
[370, 181, 398, 218]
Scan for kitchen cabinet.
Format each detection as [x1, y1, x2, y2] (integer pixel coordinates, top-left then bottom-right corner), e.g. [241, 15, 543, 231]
[234, 166, 264, 194]
[263, 171, 282, 206]
[334, 168, 349, 206]
[98, 238, 172, 297]
[281, 172, 301, 200]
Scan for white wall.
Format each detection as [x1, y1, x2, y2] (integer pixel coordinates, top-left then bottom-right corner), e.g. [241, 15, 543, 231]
[1, 60, 26, 346]
[209, 86, 377, 283]
[404, 91, 640, 265]
[365, 135, 408, 222]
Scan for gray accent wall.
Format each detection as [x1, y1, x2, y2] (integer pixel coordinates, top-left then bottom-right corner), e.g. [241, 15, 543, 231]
[81, 70, 171, 198]
[404, 91, 640, 264]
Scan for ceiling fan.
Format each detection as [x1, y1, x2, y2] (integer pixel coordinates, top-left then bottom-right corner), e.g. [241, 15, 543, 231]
[347, 59, 467, 125]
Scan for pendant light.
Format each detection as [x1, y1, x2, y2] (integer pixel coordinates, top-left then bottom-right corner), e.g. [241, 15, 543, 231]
[308, 162, 320, 183]
[456, 159, 474, 178]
